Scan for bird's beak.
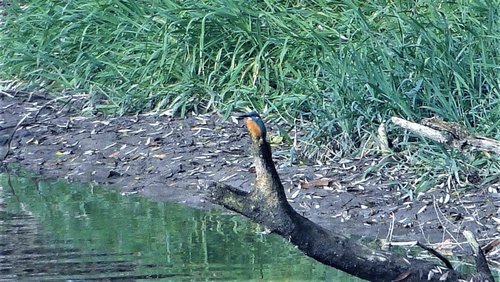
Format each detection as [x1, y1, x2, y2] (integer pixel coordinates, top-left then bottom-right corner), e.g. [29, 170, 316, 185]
[237, 113, 253, 120]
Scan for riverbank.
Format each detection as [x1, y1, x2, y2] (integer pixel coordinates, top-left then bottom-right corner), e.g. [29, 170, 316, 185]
[1, 91, 499, 261]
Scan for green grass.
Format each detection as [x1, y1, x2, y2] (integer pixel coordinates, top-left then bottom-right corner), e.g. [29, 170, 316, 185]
[0, 0, 499, 188]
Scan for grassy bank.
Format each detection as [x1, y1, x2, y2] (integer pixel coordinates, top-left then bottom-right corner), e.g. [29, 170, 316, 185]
[1, 0, 498, 188]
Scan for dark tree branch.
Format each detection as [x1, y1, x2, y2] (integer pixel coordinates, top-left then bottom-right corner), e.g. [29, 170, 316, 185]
[207, 114, 497, 281]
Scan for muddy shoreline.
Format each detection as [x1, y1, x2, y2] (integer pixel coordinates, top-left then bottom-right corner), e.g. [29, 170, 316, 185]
[1, 91, 499, 259]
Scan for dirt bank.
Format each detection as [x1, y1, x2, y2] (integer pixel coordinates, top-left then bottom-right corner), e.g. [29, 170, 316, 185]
[1, 90, 499, 261]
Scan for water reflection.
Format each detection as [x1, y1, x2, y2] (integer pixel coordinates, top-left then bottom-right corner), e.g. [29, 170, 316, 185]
[0, 173, 362, 281]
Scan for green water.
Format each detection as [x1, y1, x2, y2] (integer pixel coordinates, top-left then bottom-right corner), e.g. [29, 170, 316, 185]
[0, 173, 362, 281]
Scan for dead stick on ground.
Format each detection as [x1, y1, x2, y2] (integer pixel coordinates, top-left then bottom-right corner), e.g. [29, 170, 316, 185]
[390, 116, 500, 155]
[391, 117, 449, 143]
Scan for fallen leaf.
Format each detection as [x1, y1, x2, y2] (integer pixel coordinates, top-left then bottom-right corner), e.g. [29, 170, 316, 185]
[300, 178, 333, 189]
[55, 150, 72, 156]
[108, 151, 120, 158]
[417, 205, 427, 214]
[270, 135, 283, 145]
[152, 153, 166, 159]
[433, 239, 455, 256]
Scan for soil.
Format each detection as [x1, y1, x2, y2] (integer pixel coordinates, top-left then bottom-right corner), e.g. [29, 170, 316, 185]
[1, 90, 499, 262]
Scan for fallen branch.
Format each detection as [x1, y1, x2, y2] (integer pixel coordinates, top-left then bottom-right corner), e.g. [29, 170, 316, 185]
[207, 113, 495, 281]
[390, 116, 500, 155]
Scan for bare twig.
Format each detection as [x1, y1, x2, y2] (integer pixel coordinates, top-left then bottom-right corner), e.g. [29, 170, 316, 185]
[0, 113, 30, 161]
[483, 239, 500, 255]
[416, 241, 453, 269]
[33, 95, 72, 121]
[432, 197, 464, 251]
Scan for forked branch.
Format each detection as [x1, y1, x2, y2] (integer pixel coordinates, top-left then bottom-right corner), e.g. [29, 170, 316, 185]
[208, 113, 495, 281]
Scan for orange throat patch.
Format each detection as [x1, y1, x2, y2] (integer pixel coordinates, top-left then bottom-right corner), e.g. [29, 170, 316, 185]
[245, 118, 262, 140]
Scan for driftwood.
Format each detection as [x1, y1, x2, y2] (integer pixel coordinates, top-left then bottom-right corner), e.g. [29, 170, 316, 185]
[390, 116, 500, 155]
[208, 113, 494, 281]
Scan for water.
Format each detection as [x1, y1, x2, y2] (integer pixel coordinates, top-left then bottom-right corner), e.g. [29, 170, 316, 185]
[0, 173, 361, 281]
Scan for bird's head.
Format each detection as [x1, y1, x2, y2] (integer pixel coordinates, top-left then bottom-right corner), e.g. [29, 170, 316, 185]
[238, 111, 267, 141]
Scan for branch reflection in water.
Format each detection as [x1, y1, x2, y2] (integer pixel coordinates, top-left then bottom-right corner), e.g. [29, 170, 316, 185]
[0, 172, 362, 281]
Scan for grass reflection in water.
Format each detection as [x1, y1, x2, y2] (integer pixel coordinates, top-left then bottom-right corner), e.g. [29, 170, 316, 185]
[0, 173, 362, 281]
